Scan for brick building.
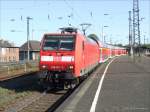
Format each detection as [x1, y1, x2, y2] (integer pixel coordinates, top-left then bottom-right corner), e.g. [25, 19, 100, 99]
[0, 39, 19, 62]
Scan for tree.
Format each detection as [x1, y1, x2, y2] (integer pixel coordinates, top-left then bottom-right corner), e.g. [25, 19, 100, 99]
[141, 44, 150, 49]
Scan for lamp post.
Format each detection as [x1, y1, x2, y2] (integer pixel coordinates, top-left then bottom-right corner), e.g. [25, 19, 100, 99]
[102, 25, 109, 43]
[27, 16, 32, 61]
[101, 13, 110, 43]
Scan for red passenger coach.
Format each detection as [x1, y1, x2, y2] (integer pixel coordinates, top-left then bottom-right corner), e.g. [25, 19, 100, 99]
[98, 42, 127, 63]
[39, 27, 99, 88]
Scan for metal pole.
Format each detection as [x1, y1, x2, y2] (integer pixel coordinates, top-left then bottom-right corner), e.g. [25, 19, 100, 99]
[129, 11, 133, 56]
[104, 35, 106, 43]
[83, 29, 86, 35]
[102, 25, 103, 42]
[32, 29, 34, 40]
[27, 17, 29, 61]
[27, 17, 32, 61]
[144, 35, 145, 45]
[133, 0, 141, 56]
[102, 26, 109, 43]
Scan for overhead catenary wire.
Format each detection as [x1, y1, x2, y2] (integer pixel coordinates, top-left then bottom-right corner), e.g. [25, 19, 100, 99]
[63, 0, 84, 27]
[63, 0, 96, 35]
[63, 0, 83, 20]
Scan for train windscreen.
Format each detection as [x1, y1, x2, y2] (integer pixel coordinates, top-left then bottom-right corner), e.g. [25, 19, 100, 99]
[43, 35, 75, 51]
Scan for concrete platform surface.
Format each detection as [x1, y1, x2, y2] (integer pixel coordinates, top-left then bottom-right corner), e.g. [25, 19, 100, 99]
[55, 56, 150, 112]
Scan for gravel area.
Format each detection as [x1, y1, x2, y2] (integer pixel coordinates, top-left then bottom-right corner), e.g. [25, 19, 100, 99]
[0, 87, 33, 111]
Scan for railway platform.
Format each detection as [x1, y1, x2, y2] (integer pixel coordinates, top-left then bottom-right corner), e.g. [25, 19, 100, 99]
[55, 55, 150, 112]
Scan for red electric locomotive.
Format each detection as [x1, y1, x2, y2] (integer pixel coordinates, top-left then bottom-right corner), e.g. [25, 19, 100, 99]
[39, 27, 99, 88]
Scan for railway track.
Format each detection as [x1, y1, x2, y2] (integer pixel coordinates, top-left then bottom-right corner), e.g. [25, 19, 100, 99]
[0, 70, 76, 112]
[4, 87, 75, 112]
[1, 65, 103, 112]
[0, 71, 38, 81]
[21, 89, 71, 112]
[1, 65, 100, 112]
[4, 82, 77, 112]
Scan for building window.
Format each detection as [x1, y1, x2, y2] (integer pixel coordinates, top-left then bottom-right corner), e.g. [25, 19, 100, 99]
[9, 57, 11, 61]
[4, 57, 7, 62]
[8, 48, 11, 53]
[13, 56, 16, 61]
[0, 48, 1, 55]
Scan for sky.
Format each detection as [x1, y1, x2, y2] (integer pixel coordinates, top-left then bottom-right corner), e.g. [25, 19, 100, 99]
[0, 0, 150, 47]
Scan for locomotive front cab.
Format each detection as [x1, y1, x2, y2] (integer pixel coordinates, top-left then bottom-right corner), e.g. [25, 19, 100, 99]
[39, 34, 76, 81]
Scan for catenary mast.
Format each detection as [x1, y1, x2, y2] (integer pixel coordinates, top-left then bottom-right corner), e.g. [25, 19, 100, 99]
[133, 0, 141, 56]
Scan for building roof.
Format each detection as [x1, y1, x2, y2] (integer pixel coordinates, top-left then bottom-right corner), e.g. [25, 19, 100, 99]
[20, 40, 40, 51]
[0, 39, 15, 48]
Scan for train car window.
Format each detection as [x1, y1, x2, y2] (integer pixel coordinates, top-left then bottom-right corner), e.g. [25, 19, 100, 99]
[42, 35, 75, 51]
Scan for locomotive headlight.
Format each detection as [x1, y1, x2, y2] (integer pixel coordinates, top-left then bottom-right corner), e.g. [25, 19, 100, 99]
[69, 65, 74, 69]
[68, 65, 74, 72]
[41, 65, 47, 69]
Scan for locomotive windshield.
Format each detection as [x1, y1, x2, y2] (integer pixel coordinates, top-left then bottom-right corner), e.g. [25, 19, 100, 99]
[43, 35, 75, 51]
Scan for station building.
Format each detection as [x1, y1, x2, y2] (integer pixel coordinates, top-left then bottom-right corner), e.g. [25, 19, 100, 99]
[19, 40, 40, 61]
